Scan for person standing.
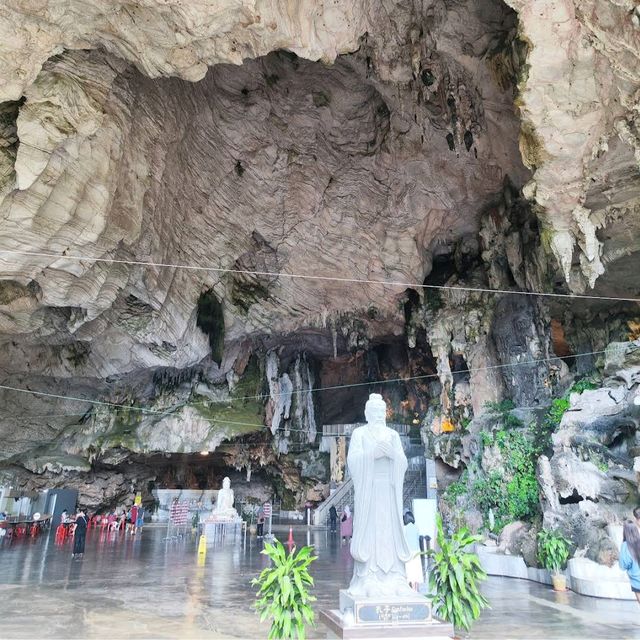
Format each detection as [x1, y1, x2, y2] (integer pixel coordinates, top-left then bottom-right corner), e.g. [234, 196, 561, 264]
[72, 510, 88, 559]
[135, 506, 144, 534]
[340, 505, 353, 543]
[256, 507, 265, 538]
[329, 505, 337, 534]
[620, 520, 640, 605]
[403, 510, 423, 590]
[129, 505, 138, 534]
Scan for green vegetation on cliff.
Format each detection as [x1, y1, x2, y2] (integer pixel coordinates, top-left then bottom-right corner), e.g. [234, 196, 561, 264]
[192, 355, 265, 437]
[443, 375, 600, 531]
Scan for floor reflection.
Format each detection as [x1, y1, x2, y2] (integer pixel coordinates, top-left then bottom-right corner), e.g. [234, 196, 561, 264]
[0, 526, 639, 638]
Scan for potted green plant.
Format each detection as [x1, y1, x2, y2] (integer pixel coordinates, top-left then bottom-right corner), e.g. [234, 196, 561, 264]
[537, 529, 570, 591]
[252, 540, 317, 639]
[428, 515, 490, 636]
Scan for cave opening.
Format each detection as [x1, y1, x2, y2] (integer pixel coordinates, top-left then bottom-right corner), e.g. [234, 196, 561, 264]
[558, 489, 600, 505]
[435, 458, 464, 491]
[403, 287, 421, 325]
[425, 253, 457, 287]
[450, 352, 471, 384]
[132, 449, 274, 504]
[550, 317, 575, 366]
[606, 426, 636, 456]
[196, 289, 225, 364]
[0, 0, 533, 516]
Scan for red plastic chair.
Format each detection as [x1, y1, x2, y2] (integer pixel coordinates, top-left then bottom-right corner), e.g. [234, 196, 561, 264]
[55, 524, 66, 543]
[30, 523, 39, 537]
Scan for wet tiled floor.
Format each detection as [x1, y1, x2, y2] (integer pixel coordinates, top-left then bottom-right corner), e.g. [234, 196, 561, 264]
[0, 525, 638, 639]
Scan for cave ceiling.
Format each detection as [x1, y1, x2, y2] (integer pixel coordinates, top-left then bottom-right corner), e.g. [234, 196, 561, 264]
[0, 0, 528, 379]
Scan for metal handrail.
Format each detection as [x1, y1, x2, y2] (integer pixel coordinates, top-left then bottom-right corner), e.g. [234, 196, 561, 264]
[312, 478, 354, 526]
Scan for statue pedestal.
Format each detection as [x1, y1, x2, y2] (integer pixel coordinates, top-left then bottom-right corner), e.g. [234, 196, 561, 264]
[319, 591, 453, 639]
[202, 516, 242, 544]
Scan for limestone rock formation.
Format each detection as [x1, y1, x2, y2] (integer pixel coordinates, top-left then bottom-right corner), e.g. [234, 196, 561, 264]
[0, 0, 638, 511]
[505, 0, 640, 292]
[539, 340, 640, 565]
[0, 0, 370, 101]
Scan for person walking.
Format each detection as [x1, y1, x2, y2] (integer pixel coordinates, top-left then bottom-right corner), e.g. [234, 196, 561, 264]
[72, 510, 88, 559]
[340, 505, 353, 543]
[620, 520, 640, 605]
[329, 505, 337, 533]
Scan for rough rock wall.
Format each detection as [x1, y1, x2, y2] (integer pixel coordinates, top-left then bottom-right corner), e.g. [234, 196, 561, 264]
[0, 32, 524, 378]
[539, 340, 640, 565]
[505, 0, 640, 292]
[0, 0, 370, 101]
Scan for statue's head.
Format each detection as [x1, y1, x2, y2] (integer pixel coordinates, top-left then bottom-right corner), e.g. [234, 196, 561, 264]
[222, 477, 230, 489]
[364, 393, 386, 426]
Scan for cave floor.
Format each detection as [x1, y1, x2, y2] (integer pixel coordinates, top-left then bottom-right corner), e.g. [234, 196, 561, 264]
[0, 525, 638, 639]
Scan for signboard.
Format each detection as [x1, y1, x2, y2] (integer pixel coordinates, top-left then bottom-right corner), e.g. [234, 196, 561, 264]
[134, 492, 142, 506]
[262, 502, 272, 517]
[355, 601, 432, 625]
[412, 498, 437, 544]
[169, 501, 189, 525]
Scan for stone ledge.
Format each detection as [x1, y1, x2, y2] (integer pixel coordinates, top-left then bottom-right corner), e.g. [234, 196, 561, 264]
[476, 546, 635, 600]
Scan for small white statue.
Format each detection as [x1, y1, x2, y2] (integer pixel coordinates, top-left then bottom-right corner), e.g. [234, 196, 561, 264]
[347, 393, 413, 597]
[213, 477, 239, 519]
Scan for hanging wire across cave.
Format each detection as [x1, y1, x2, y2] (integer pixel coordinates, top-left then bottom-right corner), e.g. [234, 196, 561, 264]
[0, 346, 622, 428]
[1, 248, 639, 303]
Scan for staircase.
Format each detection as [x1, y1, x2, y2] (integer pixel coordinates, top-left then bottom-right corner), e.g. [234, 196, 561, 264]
[314, 458, 427, 526]
[403, 459, 427, 509]
[313, 478, 354, 526]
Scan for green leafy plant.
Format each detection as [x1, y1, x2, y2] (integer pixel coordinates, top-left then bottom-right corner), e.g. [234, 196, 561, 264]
[547, 397, 570, 428]
[484, 399, 515, 413]
[545, 376, 598, 431]
[537, 530, 570, 574]
[252, 541, 317, 639]
[472, 429, 540, 529]
[429, 516, 489, 632]
[443, 471, 469, 506]
[569, 376, 599, 395]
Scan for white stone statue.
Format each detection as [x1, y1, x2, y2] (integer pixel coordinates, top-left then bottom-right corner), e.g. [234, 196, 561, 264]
[347, 393, 413, 597]
[212, 477, 239, 519]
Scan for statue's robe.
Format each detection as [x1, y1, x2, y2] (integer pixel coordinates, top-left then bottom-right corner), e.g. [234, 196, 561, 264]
[347, 424, 412, 596]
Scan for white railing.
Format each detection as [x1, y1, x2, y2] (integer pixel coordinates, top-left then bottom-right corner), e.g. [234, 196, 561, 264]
[313, 478, 354, 526]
